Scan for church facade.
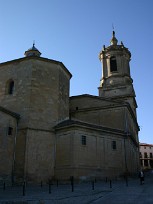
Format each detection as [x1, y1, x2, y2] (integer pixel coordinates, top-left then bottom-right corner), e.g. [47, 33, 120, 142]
[0, 32, 140, 183]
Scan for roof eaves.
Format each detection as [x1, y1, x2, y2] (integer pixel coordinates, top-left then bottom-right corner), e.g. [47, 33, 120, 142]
[0, 56, 72, 78]
[0, 106, 20, 119]
[54, 119, 125, 135]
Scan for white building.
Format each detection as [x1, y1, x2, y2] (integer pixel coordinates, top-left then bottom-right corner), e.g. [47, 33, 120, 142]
[139, 143, 153, 170]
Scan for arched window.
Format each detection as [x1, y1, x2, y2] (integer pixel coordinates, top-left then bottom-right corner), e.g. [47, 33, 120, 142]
[6, 79, 14, 95]
[110, 56, 117, 72]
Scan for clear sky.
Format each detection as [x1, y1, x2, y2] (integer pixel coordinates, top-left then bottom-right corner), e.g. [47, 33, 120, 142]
[0, 0, 152, 144]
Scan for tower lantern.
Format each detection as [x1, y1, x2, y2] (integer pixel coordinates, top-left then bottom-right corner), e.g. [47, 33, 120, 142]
[99, 31, 137, 114]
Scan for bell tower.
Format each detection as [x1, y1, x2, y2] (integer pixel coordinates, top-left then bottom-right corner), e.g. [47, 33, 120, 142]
[99, 31, 137, 114]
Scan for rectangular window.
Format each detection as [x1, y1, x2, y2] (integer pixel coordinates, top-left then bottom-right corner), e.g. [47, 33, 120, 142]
[112, 141, 116, 150]
[150, 153, 153, 158]
[8, 127, 13, 135]
[81, 136, 86, 145]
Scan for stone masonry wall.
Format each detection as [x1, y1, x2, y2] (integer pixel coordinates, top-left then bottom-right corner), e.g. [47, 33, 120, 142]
[0, 57, 71, 182]
[55, 126, 126, 180]
[0, 111, 17, 183]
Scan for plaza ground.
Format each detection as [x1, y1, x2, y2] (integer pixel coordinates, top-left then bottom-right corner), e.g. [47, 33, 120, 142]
[0, 170, 153, 204]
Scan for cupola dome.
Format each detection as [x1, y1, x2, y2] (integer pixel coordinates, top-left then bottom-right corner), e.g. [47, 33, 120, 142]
[24, 43, 41, 57]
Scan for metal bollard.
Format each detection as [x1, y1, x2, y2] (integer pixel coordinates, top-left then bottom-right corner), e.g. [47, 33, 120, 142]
[92, 181, 94, 190]
[49, 181, 51, 194]
[57, 179, 58, 187]
[125, 176, 128, 186]
[110, 180, 112, 188]
[125, 176, 128, 187]
[70, 176, 74, 192]
[23, 181, 26, 196]
[3, 182, 5, 191]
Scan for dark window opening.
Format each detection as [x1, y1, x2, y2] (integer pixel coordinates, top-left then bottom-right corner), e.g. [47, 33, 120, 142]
[144, 152, 147, 158]
[144, 160, 148, 166]
[8, 127, 13, 135]
[150, 153, 153, 158]
[8, 81, 14, 95]
[150, 160, 153, 168]
[110, 56, 117, 72]
[112, 141, 117, 150]
[140, 160, 143, 166]
[81, 136, 86, 145]
[76, 107, 78, 110]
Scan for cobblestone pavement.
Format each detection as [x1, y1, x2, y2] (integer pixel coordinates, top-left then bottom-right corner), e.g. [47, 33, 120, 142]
[0, 171, 153, 204]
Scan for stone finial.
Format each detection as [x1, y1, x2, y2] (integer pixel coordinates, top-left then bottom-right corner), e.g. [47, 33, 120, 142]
[121, 41, 124, 46]
[110, 31, 118, 45]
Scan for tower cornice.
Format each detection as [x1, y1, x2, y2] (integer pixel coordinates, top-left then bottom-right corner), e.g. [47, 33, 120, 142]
[99, 45, 131, 61]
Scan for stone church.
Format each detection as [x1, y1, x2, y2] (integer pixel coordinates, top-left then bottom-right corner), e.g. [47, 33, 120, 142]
[0, 32, 140, 183]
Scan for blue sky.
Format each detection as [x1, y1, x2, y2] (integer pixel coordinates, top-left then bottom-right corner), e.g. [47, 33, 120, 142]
[0, 0, 152, 144]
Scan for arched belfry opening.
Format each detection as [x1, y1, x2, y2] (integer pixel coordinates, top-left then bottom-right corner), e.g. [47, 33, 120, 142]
[110, 56, 117, 72]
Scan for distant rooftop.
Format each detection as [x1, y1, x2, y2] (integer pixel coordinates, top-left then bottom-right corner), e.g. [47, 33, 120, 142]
[140, 143, 153, 147]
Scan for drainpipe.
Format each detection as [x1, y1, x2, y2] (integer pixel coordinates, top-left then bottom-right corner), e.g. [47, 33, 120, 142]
[12, 118, 19, 185]
[124, 107, 128, 176]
